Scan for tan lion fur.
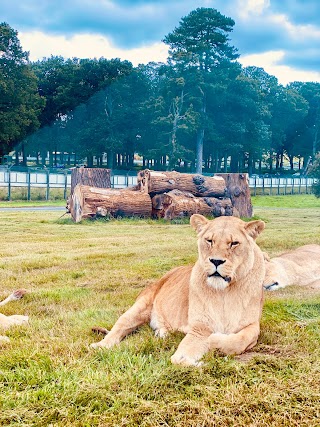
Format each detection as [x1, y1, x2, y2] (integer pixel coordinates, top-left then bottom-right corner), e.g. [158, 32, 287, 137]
[0, 289, 29, 344]
[91, 214, 266, 366]
[263, 244, 320, 291]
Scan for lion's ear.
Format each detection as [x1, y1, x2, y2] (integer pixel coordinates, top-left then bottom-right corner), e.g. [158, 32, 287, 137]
[190, 214, 209, 233]
[244, 220, 265, 240]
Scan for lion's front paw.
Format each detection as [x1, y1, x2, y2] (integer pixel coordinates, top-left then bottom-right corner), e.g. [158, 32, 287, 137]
[0, 336, 10, 344]
[8, 315, 29, 326]
[171, 352, 203, 367]
[12, 289, 28, 300]
[90, 338, 119, 350]
[90, 342, 105, 349]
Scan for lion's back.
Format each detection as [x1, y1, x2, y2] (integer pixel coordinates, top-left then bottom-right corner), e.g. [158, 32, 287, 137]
[278, 244, 320, 267]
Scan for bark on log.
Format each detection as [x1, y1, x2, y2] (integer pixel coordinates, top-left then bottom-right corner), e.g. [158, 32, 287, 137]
[69, 184, 152, 222]
[70, 167, 111, 195]
[137, 169, 226, 197]
[216, 173, 252, 218]
[151, 189, 236, 220]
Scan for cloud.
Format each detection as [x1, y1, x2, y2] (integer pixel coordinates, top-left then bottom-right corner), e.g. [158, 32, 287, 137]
[20, 31, 169, 65]
[239, 50, 320, 85]
[1, 0, 229, 48]
[229, 1, 320, 74]
[270, 0, 320, 26]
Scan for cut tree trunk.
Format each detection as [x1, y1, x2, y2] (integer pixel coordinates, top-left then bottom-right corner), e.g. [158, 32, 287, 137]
[151, 190, 237, 220]
[137, 169, 226, 197]
[69, 184, 152, 222]
[70, 167, 111, 195]
[216, 173, 252, 218]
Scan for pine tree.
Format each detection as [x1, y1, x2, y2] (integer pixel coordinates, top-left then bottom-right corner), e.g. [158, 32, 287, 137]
[163, 8, 239, 173]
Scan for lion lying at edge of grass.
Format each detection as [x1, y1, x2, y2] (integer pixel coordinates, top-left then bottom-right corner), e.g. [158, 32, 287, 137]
[91, 214, 266, 366]
[0, 289, 29, 344]
[263, 244, 320, 291]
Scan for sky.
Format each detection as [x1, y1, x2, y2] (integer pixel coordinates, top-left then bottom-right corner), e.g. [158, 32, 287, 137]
[2, 0, 320, 86]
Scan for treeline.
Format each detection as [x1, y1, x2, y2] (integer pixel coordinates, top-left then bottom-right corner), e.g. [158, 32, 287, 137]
[1, 8, 319, 174]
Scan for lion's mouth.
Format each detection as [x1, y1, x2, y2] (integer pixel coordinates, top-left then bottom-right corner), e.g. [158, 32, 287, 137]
[208, 271, 231, 283]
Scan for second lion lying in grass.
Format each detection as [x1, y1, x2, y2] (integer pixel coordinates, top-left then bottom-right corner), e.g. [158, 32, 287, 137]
[91, 214, 266, 366]
[0, 289, 29, 344]
[263, 244, 320, 291]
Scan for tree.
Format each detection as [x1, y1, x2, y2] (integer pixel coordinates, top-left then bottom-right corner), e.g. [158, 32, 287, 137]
[140, 64, 198, 169]
[268, 86, 308, 171]
[27, 57, 134, 166]
[163, 8, 239, 173]
[310, 154, 320, 197]
[288, 82, 320, 163]
[32, 56, 133, 127]
[0, 22, 44, 162]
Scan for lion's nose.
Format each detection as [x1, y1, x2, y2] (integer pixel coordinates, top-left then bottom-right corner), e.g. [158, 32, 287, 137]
[209, 258, 226, 267]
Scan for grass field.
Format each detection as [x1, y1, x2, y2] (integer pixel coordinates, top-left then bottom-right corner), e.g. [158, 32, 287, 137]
[0, 195, 320, 426]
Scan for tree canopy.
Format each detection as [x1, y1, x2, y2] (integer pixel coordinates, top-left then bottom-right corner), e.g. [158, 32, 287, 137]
[0, 22, 44, 159]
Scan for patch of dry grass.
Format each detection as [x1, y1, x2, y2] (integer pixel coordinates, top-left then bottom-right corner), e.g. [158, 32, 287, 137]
[0, 200, 320, 426]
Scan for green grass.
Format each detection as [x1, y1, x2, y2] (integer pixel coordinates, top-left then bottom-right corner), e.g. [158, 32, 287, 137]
[252, 194, 320, 208]
[0, 199, 66, 207]
[0, 198, 320, 426]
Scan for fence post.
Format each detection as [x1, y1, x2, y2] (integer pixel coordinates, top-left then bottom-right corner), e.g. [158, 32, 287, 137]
[284, 178, 287, 195]
[46, 170, 50, 200]
[254, 176, 257, 196]
[277, 177, 280, 195]
[64, 171, 68, 199]
[27, 170, 31, 201]
[7, 170, 11, 201]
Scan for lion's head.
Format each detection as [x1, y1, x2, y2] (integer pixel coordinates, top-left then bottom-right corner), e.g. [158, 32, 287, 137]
[190, 214, 265, 290]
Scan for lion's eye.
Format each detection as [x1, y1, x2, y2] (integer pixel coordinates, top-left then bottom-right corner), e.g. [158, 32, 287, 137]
[230, 241, 239, 248]
[206, 239, 213, 245]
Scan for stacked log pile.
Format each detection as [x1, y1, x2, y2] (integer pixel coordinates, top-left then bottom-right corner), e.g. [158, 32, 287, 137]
[68, 169, 252, 222]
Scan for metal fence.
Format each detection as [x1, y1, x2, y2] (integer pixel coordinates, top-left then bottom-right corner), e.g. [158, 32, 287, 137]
[250, 176, 316, 195]
[0, 168, 70, 200]
[0, 167, 317, 200]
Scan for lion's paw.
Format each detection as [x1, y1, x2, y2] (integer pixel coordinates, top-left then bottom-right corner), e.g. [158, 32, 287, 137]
[8, 315, 29, 326]
[0, 336, 10, 344]
[12, 289, 28, 300]
[90, 338, 118, 350]
[171, 352, 203, 367]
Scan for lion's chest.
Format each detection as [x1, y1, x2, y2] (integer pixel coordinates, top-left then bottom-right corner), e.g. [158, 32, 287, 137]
[189, 287, 259, 334]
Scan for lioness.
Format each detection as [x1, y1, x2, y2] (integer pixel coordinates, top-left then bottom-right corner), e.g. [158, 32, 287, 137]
[0, 289, 29, 344]
[264, 244, 320, 291]
[91, 214, 266, 366]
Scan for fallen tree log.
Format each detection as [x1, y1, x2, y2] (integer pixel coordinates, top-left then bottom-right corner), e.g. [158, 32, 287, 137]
[151, 190, 237, 220]
[69, 184, 152, 222]
[216, 173, 252, 218]
[70, 167, 111, 195]
[137, 169, 226, 197]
